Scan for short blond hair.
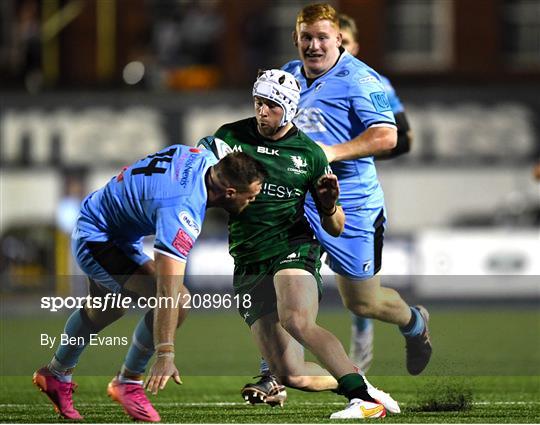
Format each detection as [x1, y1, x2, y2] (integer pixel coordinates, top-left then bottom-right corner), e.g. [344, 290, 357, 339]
[296, 3, 339, 31]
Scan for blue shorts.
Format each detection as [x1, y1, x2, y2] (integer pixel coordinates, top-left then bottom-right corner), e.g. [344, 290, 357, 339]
[304, 204, 385, 280]
[72, 235, 151, 293]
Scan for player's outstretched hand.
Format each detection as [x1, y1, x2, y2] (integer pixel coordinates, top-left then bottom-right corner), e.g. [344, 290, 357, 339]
[145, 356, 182, 395]
[316, 173, 340, 210]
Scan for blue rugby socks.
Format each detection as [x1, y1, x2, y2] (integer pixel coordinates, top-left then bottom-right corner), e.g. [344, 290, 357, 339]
[49, 308, 102, 381]
[400, 306, 425, 338]
[353, 315, 373, 332]
[120, 310, 154, 382]
[259, 358, 271, 376]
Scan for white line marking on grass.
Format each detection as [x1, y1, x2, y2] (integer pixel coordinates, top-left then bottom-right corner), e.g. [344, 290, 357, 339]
[472, 401, 540, 406]
[2, 401, 540, 408]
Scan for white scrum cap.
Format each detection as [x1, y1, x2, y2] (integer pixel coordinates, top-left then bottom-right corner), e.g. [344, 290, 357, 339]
[252, 69, 301, 127]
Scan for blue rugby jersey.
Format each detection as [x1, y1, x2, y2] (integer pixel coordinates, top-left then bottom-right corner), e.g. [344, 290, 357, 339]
[283, 51, 395, 208]
[74, 145, 216, 262]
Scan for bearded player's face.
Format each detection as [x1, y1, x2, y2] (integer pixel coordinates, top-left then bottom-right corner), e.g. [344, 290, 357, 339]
[254, 96, 284, 137]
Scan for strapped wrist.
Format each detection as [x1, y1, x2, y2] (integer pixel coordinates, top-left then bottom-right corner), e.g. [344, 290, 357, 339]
[155, 342, 174, 351]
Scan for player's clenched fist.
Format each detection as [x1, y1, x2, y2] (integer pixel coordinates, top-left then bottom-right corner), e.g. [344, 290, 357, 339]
[316, 173, 340, 209]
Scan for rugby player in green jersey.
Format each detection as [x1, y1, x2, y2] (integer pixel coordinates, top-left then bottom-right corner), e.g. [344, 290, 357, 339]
[198, 70, 398, 418]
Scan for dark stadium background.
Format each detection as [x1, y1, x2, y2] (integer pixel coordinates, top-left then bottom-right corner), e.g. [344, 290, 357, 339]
[0, 1, 539, 423]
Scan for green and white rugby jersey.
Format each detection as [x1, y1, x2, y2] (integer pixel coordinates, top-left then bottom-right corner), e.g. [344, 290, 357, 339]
[214, 118, 331, 265]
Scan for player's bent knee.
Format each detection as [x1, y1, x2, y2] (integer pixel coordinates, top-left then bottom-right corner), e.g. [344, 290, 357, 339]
[342, 297, 377, 318]
[280, 314, 311, 341]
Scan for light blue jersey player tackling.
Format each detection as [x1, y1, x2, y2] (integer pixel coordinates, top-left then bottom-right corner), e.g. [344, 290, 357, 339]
[74, 145, 214, 290]
[34, 147, 266, 422]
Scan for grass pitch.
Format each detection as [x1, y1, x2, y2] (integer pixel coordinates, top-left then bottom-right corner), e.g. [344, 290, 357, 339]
[1, 308, 539, 423]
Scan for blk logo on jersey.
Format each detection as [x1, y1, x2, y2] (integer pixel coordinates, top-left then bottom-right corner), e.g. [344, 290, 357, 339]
[173, 228, 194, 257]
[257, 146, 279, 156]
[369, 91, 391, 113]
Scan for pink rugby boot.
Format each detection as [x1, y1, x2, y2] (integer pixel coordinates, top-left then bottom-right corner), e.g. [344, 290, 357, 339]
[33, 366, 83, 420]
[107, 375, 161, 422]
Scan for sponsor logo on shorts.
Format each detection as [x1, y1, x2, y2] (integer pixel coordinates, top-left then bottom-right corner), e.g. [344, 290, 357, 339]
[280, 252, 300, 264]
[363, 261, 372, 273]
[172, 228, 194, 257]
[179, 211, 200, 237]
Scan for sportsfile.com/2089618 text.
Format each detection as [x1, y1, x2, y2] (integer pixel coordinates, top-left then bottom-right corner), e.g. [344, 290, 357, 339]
[40, 293, 252, 312]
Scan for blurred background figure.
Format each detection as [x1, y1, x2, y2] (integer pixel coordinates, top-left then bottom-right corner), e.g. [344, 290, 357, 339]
[11, 0, 42, 92]
[151, 0, 225, 90]
[56, 170, 86, 235]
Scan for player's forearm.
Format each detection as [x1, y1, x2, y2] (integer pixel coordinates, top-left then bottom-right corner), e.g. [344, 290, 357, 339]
[328, 127, 397, 162]
[153, 253, 186, 349]
[320, 205, 345, 237]
[154, 276, 182, 348]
